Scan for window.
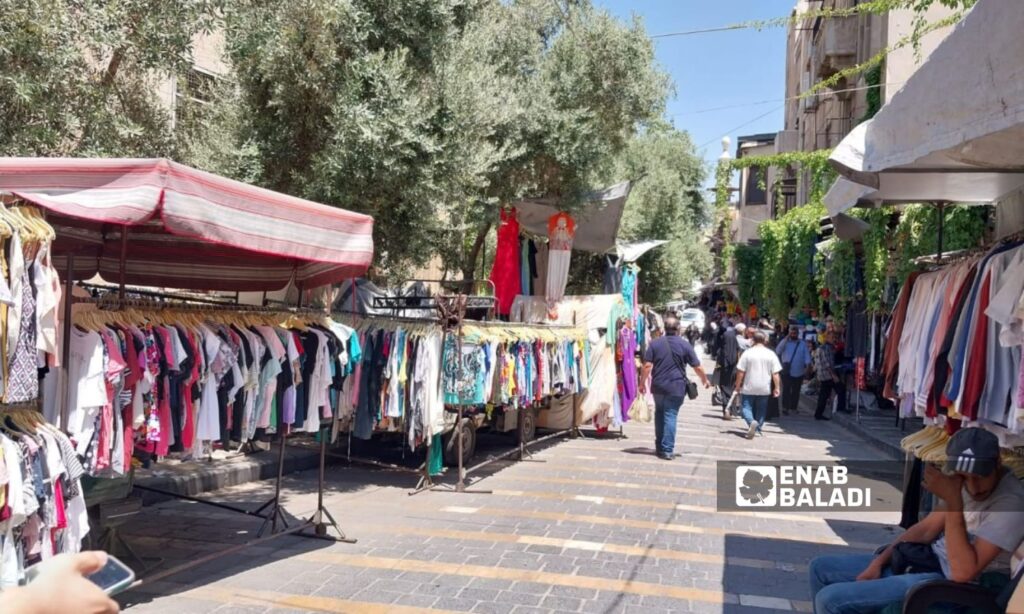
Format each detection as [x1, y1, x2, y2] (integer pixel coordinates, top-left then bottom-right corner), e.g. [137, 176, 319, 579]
[174, 67, 217, 129]
[745, 167, 767, 205]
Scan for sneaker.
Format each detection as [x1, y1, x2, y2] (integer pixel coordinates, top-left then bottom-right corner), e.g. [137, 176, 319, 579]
[657, 452, 673, 460]
[756, 430, 765, 437]
[745, 422, 757, 439]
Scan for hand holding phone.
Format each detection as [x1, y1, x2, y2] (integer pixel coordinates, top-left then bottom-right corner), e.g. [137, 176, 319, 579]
[8, 552, 121, 614]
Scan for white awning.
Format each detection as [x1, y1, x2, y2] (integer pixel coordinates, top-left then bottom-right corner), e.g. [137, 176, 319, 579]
[513, 181, 631, 254]
[615, 239, 667, 262]
[829, 0, 1024, 189]
[823, 173, 1024, 216]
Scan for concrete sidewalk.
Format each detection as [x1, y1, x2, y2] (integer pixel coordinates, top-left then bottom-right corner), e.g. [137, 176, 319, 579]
[796, 391, 921, 461]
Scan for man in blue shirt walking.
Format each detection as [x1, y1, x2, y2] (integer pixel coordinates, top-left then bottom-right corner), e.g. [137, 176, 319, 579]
[775, 325, 812, 415]
[640, 315, 711, 460]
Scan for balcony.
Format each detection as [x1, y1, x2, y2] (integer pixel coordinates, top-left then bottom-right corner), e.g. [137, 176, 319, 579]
[812, 17, 858, 78]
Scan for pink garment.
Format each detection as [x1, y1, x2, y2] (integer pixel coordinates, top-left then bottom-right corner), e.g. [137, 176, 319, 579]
[156, 378, 172, 457]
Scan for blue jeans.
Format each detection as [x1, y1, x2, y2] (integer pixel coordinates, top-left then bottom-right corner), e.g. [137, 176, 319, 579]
[809, 554, 943, 614]
[741, 394, 770, 432]
[652, 395, 684, 455]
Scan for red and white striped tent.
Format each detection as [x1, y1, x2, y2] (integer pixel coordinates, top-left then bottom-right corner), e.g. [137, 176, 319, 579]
[0, 158, 374, 290]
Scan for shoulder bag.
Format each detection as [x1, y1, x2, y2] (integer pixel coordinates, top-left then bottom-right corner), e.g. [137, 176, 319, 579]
[668, 341, 699, 400]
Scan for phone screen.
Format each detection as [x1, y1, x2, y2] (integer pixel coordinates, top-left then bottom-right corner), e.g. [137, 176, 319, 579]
[86, 556, 136, 595]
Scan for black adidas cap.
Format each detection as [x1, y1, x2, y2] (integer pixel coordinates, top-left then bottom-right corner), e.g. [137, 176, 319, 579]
[944, 428, 1000, 476]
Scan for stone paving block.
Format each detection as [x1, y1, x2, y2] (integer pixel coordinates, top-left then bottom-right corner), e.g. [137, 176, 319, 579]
[394, 593, 440, 608]
[459, 587, 502, 602]
[511, 581, 553, 595]
[434, 596, 484, 612]
[510, 607, 550, 614]
[468, 577, 516, 591]
[211, 606, 270, 614]
[348, 588, 402, 605]
[548, 585, 598, 600]
[472, 601, 517, 614]
[540, 594, 584, 611]
[312, 582, 362, 599]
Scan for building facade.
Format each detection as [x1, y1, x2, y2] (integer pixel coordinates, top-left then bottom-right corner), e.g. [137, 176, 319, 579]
[781, 0, 958, 208]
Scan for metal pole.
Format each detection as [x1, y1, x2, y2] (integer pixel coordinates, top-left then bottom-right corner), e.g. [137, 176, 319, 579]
[118, 226, 128, 303]
[59, 253, 75, 431]
[936, 201, 945, 262]
[455, 328, 466, 492]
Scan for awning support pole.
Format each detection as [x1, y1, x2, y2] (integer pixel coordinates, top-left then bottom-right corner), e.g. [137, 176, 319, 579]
[59, 253, 74, 431]
[118, 226, 128, 304]
[936, 201, 945, 262]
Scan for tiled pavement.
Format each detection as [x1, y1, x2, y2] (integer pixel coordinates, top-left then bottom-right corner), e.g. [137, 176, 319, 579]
[116, 381, 906, 614]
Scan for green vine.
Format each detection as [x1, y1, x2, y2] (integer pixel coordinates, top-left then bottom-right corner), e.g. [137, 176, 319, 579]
[734, 244, 763, 307]
[723, 149, 836, 320]
[892, 204, 988, 281]
[814, 238, 856, 319]
[858, 207, 895, 313]
[860, 63, 883, 123]
[755, 203, 827, 320]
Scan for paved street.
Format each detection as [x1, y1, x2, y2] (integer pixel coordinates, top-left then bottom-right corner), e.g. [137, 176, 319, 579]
[117, 382, 903, 614]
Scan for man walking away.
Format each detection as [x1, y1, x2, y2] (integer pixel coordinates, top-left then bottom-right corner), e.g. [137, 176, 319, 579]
[814, 332, 839, 420]
[776, 325, 812, 415]
[640, 315, 711, 460]
[735, 323, 751, 352]
[734, 331, 782, 439]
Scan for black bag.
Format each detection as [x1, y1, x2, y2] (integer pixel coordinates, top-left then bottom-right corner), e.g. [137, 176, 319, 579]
[686, 381, 699, 400]
[669, 342, 699, 400]
[877, 542, 943, 575]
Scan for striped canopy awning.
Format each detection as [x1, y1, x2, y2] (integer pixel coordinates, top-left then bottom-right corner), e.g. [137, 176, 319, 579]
[0, 158, 374, 291]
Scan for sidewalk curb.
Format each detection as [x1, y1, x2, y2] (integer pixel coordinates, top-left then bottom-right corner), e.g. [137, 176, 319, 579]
[797, 393, 911, 461]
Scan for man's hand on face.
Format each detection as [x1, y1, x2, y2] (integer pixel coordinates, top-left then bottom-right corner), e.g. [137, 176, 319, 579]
[923, 465, 964, 504]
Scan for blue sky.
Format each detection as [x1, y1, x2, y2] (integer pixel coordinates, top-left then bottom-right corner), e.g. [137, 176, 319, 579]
[598, 0, 794, 186]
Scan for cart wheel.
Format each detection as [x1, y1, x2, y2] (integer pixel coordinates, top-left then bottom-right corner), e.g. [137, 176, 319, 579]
[517, 408, 537, 444]
[444, 419, 477, 466]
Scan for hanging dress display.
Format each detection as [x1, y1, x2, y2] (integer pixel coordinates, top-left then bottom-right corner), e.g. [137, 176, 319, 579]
[489, 208, 521, 317]
[545, 212, 575, 318]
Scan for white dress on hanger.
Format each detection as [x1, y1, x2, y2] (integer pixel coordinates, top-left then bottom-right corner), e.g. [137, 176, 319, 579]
[195, 326, 223, 443]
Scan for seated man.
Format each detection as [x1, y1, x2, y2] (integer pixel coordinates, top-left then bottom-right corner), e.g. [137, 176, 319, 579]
[810, 428, 1024, 614]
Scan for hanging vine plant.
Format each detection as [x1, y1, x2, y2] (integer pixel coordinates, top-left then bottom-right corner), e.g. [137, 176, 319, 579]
[857, 207, 896, 313]
[734, 243, 763, 306]
[814, 237, 856, 319]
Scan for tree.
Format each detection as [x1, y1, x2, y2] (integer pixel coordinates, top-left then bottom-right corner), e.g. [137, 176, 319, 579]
[0, 0, 221, 157]
[571, 122, 711, 305]
[220, 0, 669, 280]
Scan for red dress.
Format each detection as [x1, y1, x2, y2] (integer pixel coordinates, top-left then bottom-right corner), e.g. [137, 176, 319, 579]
[489, 208, 522, 316]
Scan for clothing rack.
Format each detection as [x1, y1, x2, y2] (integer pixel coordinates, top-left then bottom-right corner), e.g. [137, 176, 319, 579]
[66, 285, 355, 586]
[333, 302, 584, 496]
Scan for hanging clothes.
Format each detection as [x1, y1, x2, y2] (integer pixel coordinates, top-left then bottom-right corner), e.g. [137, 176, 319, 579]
[489, 208, 522, 316]
[603, 256, 622, 294]
[545, 212, 575, 315]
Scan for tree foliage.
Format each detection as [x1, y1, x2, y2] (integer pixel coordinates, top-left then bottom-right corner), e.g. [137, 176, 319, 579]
[218, 0, 670, 279]
[566, 122, 711, 304]
[0, 0, 220, 157]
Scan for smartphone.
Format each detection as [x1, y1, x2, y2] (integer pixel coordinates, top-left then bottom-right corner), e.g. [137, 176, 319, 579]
[25, 554, 136, 596]
[87, 555, 136, 595]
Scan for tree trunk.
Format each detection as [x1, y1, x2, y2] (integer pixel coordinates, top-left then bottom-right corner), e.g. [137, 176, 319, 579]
[461, 222, 491, 282]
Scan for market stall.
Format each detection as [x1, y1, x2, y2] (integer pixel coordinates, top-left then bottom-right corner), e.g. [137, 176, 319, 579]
[0, 157, 374, 583]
